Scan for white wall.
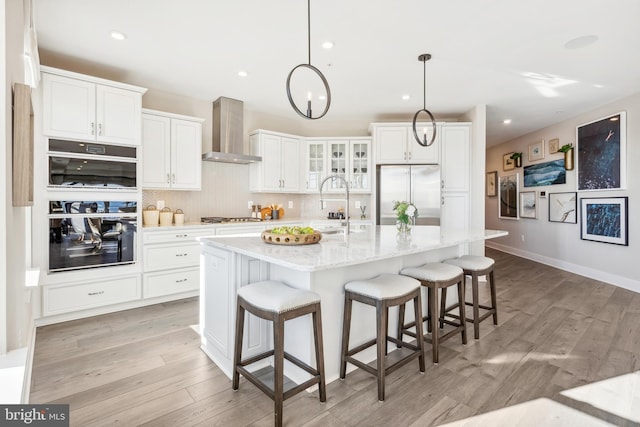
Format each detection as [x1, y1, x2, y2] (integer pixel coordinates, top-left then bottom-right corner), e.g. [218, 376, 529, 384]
[486, 92, 639, 292]
[463, 104, 487, 256]
[1, 0, 8, 355]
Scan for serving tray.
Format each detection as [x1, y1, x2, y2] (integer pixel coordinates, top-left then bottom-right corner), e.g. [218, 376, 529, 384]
[261, 229, 322, 245]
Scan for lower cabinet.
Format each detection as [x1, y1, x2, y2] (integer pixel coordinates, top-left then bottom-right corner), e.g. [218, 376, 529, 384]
[441, 192, 469, 233]
[43, 275, 141, 316]
[143, 268, 199, 299]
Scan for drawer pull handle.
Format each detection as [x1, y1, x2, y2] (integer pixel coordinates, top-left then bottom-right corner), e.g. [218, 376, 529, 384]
[176, 234, 188, 238]
[176, 253, 188, 257]
[176, 278, 188, 283]
[88, 291, 104, 296]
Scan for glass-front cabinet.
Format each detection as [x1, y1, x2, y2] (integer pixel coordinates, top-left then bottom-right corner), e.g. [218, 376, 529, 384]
[303, 138, 371, 193]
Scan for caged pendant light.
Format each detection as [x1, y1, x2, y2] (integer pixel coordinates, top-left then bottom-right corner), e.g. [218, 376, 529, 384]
[286, 0, 331, 120]
[412, 54, 437, 146]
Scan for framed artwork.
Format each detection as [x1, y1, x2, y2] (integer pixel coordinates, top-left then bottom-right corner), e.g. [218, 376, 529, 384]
[548, 138, 560, 154]
[549, 192, 577, 223]
[577, 112, 626, 191]
[499, 174, 519, 220]
[523, 159, 566, 187]
[486, 171, 498, 197]
[519, 191, 537, 219]
[580, 197, 628, 245]
[503, 152, 515, 171]
[528, 140, 544, 161]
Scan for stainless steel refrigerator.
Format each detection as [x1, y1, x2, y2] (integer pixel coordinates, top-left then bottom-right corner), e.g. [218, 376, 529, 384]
[376, 165, 441, 226]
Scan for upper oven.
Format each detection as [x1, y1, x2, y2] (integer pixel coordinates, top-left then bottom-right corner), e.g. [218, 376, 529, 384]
[48, 139, 137, 189]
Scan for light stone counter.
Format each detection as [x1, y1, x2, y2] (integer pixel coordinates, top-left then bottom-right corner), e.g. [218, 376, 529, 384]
[199, 225, 507, 383]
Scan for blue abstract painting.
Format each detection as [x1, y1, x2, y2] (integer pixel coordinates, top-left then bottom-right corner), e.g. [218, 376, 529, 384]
[523, 160, 566, 187]
[577, 113, 624, 190]
[580, 197, 628, 246]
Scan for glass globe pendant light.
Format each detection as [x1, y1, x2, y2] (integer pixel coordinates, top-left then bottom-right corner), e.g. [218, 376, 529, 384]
[286, 0, 331, 120]
[412, 53, 436, 146]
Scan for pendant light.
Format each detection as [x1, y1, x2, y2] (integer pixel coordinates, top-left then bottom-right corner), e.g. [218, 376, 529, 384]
[412, 54, 436, 146]
[286, 0, 331, 120]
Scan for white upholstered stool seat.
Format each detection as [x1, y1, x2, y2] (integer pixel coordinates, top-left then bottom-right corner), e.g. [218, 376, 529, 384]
[399, 263, 467, 363]
[237, 280, 320, 313]
[233, 280, 326, 427]
[442, 255, 498, 340]
[340, 274, 425, 401]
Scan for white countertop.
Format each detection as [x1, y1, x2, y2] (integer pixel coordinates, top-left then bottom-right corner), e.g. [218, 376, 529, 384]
[142, 217, 371, 231]
[200, 225, 507, 272]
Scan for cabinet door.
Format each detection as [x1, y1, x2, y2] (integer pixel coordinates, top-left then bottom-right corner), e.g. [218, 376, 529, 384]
[327, 140, 349, 191]
[261, 134, 283, 191]
[42, 73, 96, 140]
[350, 140, 371, 192]
[96, 85, 143, 145]
[305, 140, 326, 192]
[142, 114, 171, 189]
[408, 124, 440, 164]
[281, 137, 300, 192]
[171, 119, 202, 190]
[441, 192, 469, 233]
[441, 125, 470, 191]
[375, 126, 408, 164]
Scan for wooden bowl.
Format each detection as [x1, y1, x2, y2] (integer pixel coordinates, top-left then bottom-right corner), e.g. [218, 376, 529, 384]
[261, 230, 322, 245]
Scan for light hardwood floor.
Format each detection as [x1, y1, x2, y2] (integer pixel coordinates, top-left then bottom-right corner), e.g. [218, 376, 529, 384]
[30, 248, 640, 426]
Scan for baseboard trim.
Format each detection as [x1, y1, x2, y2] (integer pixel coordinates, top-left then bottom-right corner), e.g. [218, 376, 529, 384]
[486, 241, 640, 293]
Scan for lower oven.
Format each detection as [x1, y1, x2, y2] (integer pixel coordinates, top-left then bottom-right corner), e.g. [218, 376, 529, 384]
[49, 200, 138, 272]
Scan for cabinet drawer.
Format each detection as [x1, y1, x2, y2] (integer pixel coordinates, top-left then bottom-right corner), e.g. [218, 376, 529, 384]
[143, 227, 216, 244]
[44, 275, 141, 316]
[144, 268, 200, 299]
[144, 243, 200, 271]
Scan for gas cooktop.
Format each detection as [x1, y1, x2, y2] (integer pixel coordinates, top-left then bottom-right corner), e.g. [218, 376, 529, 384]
[201, 216, 263, 224]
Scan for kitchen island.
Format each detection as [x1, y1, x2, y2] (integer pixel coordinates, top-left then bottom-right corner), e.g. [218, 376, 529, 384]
[199, 225, 507, 384]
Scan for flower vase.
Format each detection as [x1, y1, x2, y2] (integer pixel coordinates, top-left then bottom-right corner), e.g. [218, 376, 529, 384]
[396, 220, 412, 234]
[564, 148, 574, 171]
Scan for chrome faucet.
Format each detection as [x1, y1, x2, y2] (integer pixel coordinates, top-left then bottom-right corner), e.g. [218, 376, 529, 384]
[319, 175, 350, 235]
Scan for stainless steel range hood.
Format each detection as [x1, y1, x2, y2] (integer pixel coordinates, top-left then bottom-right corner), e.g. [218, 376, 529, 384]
[202, 96, 261, 164]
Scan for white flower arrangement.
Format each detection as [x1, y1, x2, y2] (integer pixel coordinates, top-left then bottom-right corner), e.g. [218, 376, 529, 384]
[393, 201, 418, 224]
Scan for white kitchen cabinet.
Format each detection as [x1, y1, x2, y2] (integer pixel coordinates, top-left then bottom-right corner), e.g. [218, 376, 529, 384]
[372, 123, 440, 164]
[440, 124, 471, 192]
[142, 226, 215, 299]
[303, 139, 328, 192]
[249, 130, 299, 192]
[42, 67, 146, 146]
[142, 109, 204, 190]
[441, 192, 469, 233]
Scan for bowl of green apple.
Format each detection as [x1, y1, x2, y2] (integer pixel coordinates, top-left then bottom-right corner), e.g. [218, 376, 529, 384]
[261, 226, 322, 245]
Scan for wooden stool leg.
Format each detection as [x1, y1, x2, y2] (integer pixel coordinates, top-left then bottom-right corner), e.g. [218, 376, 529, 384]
[489, 270, 498, 325]
[384, 307, 390, 356]
[232, 300, 245, 390]
[439, 288, 446, 329]
[339, 293, 352, 379]
[397, 303, 405, 348]
[457, 279, 467, 345]
[413, 291, 426, 372]
[312, 307, 327, 402]
[376, 301, 387, 401]
[471, 273, 480, 340]
[430, 285, 440, 364]
[273, 316, 285, 427]
[426, 287, 432, 333]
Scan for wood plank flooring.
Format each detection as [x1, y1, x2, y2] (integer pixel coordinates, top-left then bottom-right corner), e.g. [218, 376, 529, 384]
[30, 248, 640, 426]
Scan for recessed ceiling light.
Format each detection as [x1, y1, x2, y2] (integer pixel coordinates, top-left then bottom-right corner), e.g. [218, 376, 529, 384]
[322, 41, 334, 49]
[564, 35, 598, 50]
[238, 71, 248, 77]
[503, 119, 512, 125]
[402, 94, 410, 101]
[110, 30, 127, 41]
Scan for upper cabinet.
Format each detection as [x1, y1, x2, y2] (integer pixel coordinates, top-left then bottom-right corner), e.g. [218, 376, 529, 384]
[373, 124, 440, 164]
[142, 109, 204, 190]
[41, 67, 147, 146]
[440, 124, 471, 192]
[249, 130, 300, 192]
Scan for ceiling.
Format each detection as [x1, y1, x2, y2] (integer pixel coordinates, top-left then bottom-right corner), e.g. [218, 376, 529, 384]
[33, 0, 640, 146]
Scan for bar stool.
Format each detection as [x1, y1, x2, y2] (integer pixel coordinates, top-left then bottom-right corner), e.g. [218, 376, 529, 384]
[340, 273, 425, 401]
[443, 255, 497, 340]
[399, 263, 467, 364]
[232, 280, 326, 427]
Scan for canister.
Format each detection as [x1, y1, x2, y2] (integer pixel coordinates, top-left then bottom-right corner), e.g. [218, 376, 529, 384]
[174, 209, 185, 226]
[159, 207, 173, 226]
[143, 205, 159, 226]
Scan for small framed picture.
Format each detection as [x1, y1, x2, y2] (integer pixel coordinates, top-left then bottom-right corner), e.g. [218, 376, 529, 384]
[549, 192, 577, 223]
[529, 140, 545, 161]
[580, 197, 628, 245]
[548, 138, 560, 154]
[486, 171, 498, 197]
[503, 152, 515, 171]
[519, 191, 537, 219]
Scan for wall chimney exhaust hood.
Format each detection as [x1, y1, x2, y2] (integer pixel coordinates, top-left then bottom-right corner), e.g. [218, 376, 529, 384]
[202, 96, 261, 164]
